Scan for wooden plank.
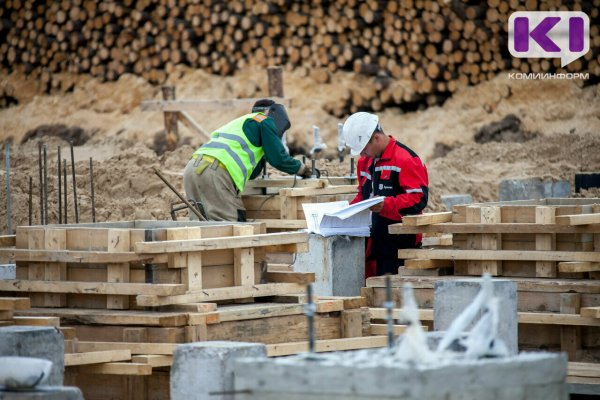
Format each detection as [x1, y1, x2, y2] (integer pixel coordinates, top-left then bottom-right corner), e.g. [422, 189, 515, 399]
[137, 283, 304, 306]
[266, 336, 388, 357]
[519, 312, 600, 326]
[131, 355, 173, 368]
[580, 307, 600, 318]
[536, 206, 557, 278]
[134, 232, 307, 254]
[177, 111, 209, 140]
[184, 228, 203, 292]
[421, 235, 453, 247]
[16, 308, 189, 327]
[11, 316, 60, 327]
[370, 324, 429, 335]
[402, 212, 453, 226]
[76, 342, 177, 355]
[0, 280, 186, 296]
[266, 271, 315, 284]
[27, 228, 45, 306]
[467, 206, 501, 275]
[369, 308, 434, 321]
[71, 362, 152, 375]
[397, 249, 600, 262]
[255, 219, 307, 229]
[341, 309, 363, 338]
[405, 259, 451, 270]
[559, 262, 600, 273]
[107, 229, 131, 309]
[388, 223, 600, 234]
[279, 196, 299, 220]
[560, 293, 581, 361]
[317, 296, 366, 309]
[556, 213, 600, 225]
[1, 249, 166, 263]
[140, 97, 290, 112]
[0, 234, 16, 247]
[215, 303, 305, 322]
[65, 350, 132, 366]
[279, 185, 357, 197]
[0, 297, 30, 310]
[233, 225, 255, 287]
[568, 362, 600, 378]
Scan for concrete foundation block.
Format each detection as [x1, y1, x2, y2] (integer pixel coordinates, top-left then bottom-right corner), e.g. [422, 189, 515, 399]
[170, 341, 266, 400]
[233, 352, 567, 400]
[441, 194, 473, 211]
[433, 278, 518, 355]
[499, 178, 570, 201]
[0, 264, 16, 279]
[0, 386, 83, 399]
[0, 327, 64, 385]
[292, 233, 365, 296]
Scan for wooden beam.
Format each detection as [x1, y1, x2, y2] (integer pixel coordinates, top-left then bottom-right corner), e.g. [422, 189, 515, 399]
[76, 342, 177, 355]
[369, 308, 434, 321]
[397, 249, 600, 262]
[15, 308, 189, 327]
[568, 362, 600, 378]
[388, 223, 600, 235]
[215, 303, 305, 322]
[556, 213, 600, 226]
[266, 271, 315, 284]
[140, 97, 290, 112]
[134, 232, 308, 254]
[0, 297, 30, 310]
[0, 280, 186, 296]
[404, 259, 452, 270]
[266, 336, 388, 357]
[580, 307, 600, 318]
[177, 111, 210, 141]
[0, 249, 166, 263]
[131, 355, 173, 367]
[136, 283, 305, 306]
[558, 262, 600, 273]
[71, 362, 152, 375]
[0, 234, 16, 247]
[255, 219, 307, 229]
[402, 212, 453, 226]
[535, 206, 556, 278]
[65, 350, 132, 366]
[370, 324, 429, 335]
[11, 316, 60, 327]
[278, 185, 357, 197]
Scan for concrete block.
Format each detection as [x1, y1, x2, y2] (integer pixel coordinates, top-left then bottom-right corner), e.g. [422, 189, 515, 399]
[441, 194, 473, 211]
[0, 264, 16, 279]
[233, 352, 567, 400]
[0, 386, 83, 399]
[433, 278, 518, 355]
[0, 327, 64, 385]
[499, 178, 570, 201]
[292, 234, 364, 296]
[170, 341, 266, 400]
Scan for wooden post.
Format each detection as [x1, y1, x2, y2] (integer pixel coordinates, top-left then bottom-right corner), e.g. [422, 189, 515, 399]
[466, 206, 501, 276]
[107, 229, 131, 309]
[560, 293, 581, 361]
[267, 66, 284, 97]
[162, 86, 179, 152]
[43, 228, 67, 307]
[27, 228, 45, 307]
[184, 227, 203, 291]
[535, 206, 556, 278]
[592, 204, 600, 280]
[341, 309, 363, 338]
[233, 225, 255, 304]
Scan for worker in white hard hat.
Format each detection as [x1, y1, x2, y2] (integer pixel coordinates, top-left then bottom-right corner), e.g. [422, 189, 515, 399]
[343, 111, 429, 277]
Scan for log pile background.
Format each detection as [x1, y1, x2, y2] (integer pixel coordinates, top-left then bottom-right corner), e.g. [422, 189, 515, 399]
[1, 0, 599, 114]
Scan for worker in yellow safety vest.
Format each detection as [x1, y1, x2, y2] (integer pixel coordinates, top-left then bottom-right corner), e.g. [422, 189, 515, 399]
[183, 100, 312, 221]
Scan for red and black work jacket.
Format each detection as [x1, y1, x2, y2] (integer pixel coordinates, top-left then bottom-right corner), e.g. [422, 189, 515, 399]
[351, 136, 429, 260]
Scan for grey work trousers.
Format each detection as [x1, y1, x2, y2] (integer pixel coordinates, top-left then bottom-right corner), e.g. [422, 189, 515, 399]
[183, 158, 245, 221]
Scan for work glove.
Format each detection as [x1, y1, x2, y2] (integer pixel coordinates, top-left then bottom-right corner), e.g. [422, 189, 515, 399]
[297, 162, 321, 179]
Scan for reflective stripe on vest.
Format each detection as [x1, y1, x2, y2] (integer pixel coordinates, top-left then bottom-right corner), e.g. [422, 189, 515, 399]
[193, 113, 265, 191]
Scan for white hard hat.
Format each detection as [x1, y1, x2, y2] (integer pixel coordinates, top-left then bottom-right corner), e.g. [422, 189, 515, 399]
[342, 112, 380, 156]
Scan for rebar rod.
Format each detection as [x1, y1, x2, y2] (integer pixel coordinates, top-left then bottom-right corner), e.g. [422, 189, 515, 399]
[43, 144, 48, 225]
[90, 157, 96, 223]
[38, 142, 43, 224]
[63, 159, 68, 224]
[28, 176, 32, 226]
[70, 141, 79, 223]
[5, 142, 12, 234]
[57, 146, 61, 224]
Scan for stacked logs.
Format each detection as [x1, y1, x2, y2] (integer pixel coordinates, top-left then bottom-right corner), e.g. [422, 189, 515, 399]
[0, 0, 598, 112]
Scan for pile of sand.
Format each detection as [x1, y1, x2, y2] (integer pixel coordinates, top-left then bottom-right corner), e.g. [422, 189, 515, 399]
[0, 67, 599, 230]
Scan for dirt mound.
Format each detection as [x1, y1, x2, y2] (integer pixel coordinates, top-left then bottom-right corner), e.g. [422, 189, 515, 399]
[474, 114, 538, 144]
[21, 124, 91, 146]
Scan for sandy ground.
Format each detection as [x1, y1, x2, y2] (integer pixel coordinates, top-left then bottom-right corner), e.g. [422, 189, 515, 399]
[0, 66, 599, 231]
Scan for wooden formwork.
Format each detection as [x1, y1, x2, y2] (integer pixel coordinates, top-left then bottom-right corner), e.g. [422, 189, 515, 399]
[365, 198, 600, 373]
[242, 177, 358, 229]
[0, 220, 311, 309]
